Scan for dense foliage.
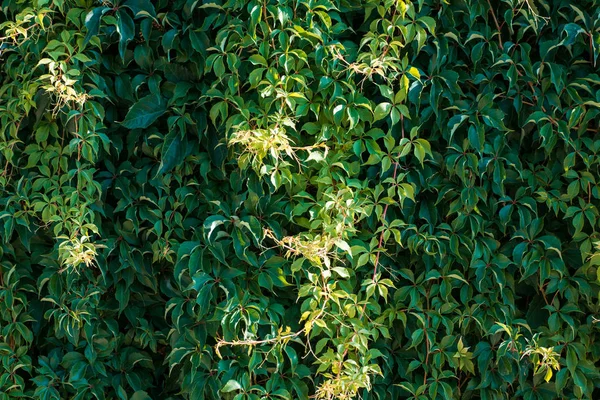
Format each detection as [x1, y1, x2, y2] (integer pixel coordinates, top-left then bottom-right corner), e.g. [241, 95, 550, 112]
[2, 0, 600, 398]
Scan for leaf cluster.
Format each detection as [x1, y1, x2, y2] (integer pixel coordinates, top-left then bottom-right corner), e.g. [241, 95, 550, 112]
[1, 0, 600, 399]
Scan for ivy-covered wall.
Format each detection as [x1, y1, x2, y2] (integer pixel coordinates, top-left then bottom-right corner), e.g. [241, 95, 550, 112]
[1, 0, 600, 399]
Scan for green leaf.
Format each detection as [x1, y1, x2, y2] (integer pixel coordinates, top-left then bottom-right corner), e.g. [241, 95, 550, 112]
[221, 380, 242, 393]
[374, 102, 392, 122]
[468, 124, 484, 152]
[447, 114, 467, 140]
[157, 130, 184, 175]
[204, 215, 228, 242]
[121, 94, 168, 129]
[418, 16, 436, 35]
[84, 7, 109, 44]
[332, 267, 350, 278]
[249, 54, 267, 66]
[116, 10, 135, 60]
[413, 139, 431, 167]
[130, 391, 152, 400]
[566, 347, 577, 374]
[563, 23, 584, 46]
[123, 0, 157, 18]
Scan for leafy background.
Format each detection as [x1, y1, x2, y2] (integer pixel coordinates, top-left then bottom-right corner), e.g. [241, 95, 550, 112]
[1, 0, 600, 399]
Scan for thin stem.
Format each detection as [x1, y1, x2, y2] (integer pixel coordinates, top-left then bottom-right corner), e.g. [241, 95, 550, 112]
[539, 282, 549, 305]
[217, 331, 302, 348]
[487, 0, 504, 50]
[423, 289, 431, 385]
[362, 115, 405, 315]
[216, 302, 326, 355]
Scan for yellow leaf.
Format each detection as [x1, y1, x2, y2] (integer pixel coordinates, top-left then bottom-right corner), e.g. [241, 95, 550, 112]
[408, 67, 421, 80]
[544, 367, 553, 382]
[397, 1, 407, 18]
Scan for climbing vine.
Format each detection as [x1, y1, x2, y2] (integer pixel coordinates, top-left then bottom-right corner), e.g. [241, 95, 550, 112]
[1, 0, 600, 399]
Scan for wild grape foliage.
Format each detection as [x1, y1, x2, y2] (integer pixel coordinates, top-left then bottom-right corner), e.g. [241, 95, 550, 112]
[1, 0, 600, 399]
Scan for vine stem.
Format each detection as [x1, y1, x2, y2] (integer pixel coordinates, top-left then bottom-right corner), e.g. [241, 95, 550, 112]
[486, 0, 504, 50]
[362, 115, 405, 317]
[589, 33, 595, 67]
[423, 289, 430, 385]
[217, 331, 302, 348]
[215, 303, 326, 356]
[370, 115, 405, 282]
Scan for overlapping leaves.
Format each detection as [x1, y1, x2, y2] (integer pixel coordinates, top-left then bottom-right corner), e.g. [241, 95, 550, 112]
[1, 0, 600, 399]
